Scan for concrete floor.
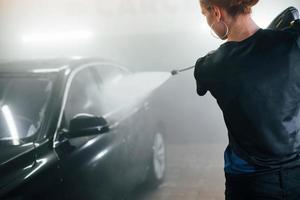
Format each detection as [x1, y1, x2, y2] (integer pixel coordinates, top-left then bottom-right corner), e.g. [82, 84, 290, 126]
[131, 143, 227, 200]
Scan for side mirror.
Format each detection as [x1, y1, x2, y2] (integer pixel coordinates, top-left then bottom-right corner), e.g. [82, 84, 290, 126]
[68, 114, 109, 138]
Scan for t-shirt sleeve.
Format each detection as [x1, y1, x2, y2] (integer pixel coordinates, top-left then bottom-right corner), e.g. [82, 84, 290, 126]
[194, 57, 208, 96]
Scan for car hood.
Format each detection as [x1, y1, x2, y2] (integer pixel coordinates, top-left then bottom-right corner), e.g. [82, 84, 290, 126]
[0, 143, 34, 165]
[0, 143, 35, 191]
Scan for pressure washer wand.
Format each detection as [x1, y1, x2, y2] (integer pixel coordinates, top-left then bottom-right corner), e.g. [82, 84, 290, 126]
[171, 65, 195, 76]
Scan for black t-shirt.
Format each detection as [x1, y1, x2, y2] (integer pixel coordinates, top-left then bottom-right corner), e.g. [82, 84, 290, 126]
[194, 22, 300, 167]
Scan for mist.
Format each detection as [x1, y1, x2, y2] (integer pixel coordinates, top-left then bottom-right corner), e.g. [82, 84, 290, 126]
[1, 0, 300, 199]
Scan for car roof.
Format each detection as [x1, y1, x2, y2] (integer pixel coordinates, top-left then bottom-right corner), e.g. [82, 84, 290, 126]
[0, 57, 125, 74]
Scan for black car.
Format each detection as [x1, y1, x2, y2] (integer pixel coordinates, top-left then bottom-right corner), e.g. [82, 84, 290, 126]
[0, 58, 166, 200]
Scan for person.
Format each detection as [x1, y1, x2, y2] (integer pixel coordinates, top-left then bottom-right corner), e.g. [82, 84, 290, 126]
[194, 0, 300, 199]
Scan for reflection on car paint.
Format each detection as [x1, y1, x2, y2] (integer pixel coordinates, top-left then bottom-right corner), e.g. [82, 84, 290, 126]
[25, 158, 48, 179]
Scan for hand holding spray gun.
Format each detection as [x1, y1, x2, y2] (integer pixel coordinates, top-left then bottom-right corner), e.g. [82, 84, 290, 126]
[170, 6, 300, 76]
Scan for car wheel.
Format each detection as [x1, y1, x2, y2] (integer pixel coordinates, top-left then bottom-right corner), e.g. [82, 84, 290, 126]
[145, 132, 166, 187]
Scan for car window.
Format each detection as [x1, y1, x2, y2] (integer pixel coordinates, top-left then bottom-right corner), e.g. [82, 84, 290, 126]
[92, 65, 131, 114]
[64, 68, 104, 129]
[95, 65, 128, 84]
[0, 76, 53, 144]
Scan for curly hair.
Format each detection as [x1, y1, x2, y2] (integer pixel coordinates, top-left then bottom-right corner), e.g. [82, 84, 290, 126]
[200, 0, 259, 17]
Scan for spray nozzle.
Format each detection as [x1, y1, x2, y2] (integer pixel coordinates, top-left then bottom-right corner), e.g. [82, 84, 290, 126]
[170, 66, 195, 76]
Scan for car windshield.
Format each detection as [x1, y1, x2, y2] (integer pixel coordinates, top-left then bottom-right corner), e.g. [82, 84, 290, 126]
[0, 75, 53, 145]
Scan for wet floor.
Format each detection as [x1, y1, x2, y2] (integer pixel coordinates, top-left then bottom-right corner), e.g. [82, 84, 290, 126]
[131, 142, 227, 200]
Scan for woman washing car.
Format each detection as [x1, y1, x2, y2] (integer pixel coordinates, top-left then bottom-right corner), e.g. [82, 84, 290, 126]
[194, 0, 300, 199]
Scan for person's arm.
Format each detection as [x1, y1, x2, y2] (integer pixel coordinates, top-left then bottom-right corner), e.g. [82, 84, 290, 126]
[194, 58, 208, 96]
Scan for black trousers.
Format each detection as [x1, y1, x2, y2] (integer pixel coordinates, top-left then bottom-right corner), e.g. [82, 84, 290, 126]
[225, 166, 300, 200]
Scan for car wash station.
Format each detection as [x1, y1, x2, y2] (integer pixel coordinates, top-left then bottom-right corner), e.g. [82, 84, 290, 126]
[0, 1, 300, 200]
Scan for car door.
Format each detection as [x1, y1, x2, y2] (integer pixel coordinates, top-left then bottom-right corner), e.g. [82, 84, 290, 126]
[54, 67, 128, 200]
[93, 65, 152, 187]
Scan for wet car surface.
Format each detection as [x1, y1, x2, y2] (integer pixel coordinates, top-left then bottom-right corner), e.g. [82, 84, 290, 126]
[0, 58, 167, 200]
